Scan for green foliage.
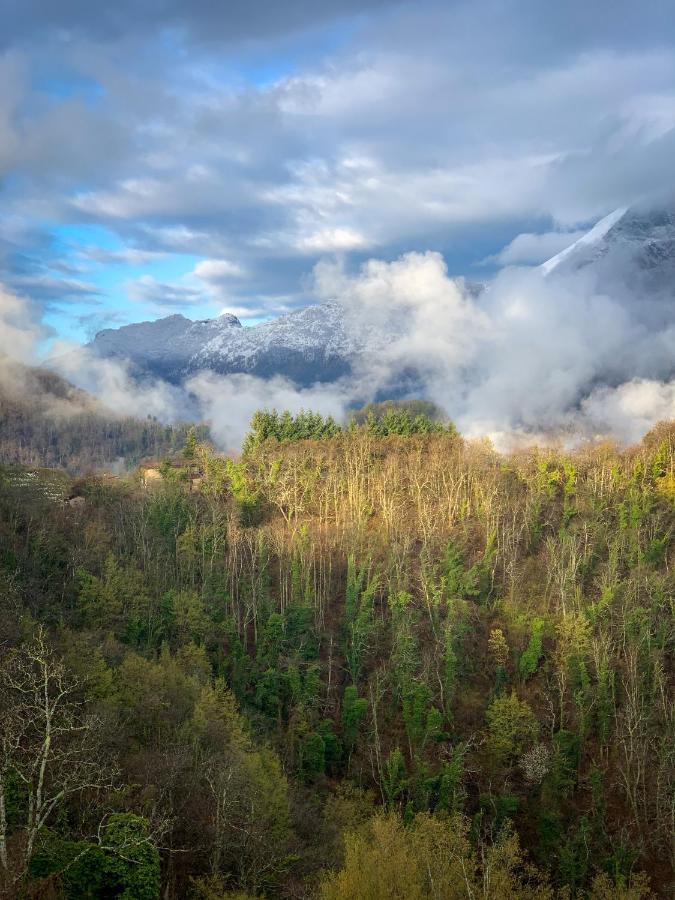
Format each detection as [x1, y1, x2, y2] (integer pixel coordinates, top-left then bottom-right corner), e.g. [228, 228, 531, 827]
[518, 617, 545, 680]
[344, 560, 379, 685]
[1, 419, 672, 897]
[184, 425, 199, 460]
[225, 459, 261, 525]
[300, 729, 327, 778]
[388, 591, 419, 699]
[31, 815, 160, 899]
[434, 747, 464, 814]
[485, 691, 539, 768]
[546, 729, 580, 799]
[341, 685, 368, 751]
[441, 532, 495, 604]
[480, 792, 520, 833]
[319, 811, 552, 900]
[558, 816, 592, 891]
[242, 409, 341, 453]
[349, 399, 450, 427]
[402, 682, 443, 752]
[360, 406, 454, 437]
[382, 748, 407, 809]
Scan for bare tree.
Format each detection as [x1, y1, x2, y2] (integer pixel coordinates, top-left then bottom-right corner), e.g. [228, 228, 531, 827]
[0, 627, 115, 891]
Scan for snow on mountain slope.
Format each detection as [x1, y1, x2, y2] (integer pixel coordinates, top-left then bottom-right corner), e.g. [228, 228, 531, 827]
[84, 204, 675, 391]
[87, 301, 375, 386]
[197, 302, 357, 366]
[540, 207, 628, 275]
[541, 205, 675, 294]
[89, 312, 243, 380]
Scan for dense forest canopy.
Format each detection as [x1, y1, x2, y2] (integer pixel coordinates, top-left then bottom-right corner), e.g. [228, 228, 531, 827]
[242, 403, 455, 455]
[0, 414, 673, 898]
[348, 399, 450, 426]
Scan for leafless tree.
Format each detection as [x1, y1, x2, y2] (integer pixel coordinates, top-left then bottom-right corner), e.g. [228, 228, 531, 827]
[0, 627, 115, 891]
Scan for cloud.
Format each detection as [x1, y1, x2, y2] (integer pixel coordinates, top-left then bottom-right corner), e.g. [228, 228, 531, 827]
[0, 284, 47, 362]
[1, 1, 397, 49]
[51, 339, 194, 422]
[80, 246, 168, 266]
[580, 379, 675, 444]
[295, 227, 369, 253]
[186, 371, 349, 452]
[9, 273, 100, 302]
[1, 0, 674, 428]
[0, 280, 195, 426]
[312, 245, 675, 446]
[3, 0, 675, 325]
[194, 259, 246, 281]
[3, 199, 674, 456]
[126, 274, 207, 310]
[491, 229, 587, 266]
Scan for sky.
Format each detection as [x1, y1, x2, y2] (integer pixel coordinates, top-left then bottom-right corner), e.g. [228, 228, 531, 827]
[1, 0, 675, 345]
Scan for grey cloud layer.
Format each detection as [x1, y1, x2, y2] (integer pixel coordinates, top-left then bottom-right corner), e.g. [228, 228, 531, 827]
[1, 0, 675, 320]
[1, 1, 399, 48]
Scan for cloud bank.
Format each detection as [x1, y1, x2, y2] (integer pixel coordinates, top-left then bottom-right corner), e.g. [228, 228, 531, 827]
[4, 212, 674, 456]
[311, 247, 675, 447]
[2, 0, 675, 332]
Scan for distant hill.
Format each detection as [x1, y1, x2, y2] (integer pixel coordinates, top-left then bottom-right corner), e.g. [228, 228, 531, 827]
[0, 359, 204, 473]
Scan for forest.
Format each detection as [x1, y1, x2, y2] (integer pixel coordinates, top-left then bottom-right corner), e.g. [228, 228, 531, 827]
[0, 363, 204, 473]
[0, 411, 673, 898]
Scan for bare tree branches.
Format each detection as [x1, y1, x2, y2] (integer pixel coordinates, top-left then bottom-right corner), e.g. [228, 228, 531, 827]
[0, 627, 115, 890]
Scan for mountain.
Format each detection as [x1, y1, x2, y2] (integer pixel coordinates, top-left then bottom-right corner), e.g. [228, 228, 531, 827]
[89, 312, 243, 381]
[87, 301, 377, 386]
[540, 207, 629, 275]
[542, 204, 675, 293]
[84, 205, 675, 389]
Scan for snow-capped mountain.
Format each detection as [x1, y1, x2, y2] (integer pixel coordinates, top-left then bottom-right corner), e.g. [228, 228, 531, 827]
[542, 205, 675, 293]
[88, 312, 243, 381]
[87, 301, 376, 386]
[84, 205, 675, 388]
[540, 207, 629, 275]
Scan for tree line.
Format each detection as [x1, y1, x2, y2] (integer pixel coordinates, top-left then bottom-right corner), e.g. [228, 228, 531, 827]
[242, 400, 455, 454]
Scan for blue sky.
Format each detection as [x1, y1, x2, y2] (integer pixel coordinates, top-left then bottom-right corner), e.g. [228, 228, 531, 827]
[1, 0, 675, 346]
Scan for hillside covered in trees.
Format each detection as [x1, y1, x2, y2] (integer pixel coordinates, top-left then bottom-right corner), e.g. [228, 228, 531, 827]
[0, 362, 206, 473]
[0, 417, 673, 898]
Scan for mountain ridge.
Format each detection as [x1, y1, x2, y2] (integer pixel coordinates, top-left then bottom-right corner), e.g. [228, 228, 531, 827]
[82, 204, 675, 388]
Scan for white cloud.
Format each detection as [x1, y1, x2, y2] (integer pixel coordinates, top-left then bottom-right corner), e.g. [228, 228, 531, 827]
[296, 227, 368, 252]
[194, 259, 246, 280]
[51, 340, 192, 421]
[492, 230, 586, 266]
[0, 285, 47, 362]
[580, 379, 675, 444]
[312, 247, 675, 447]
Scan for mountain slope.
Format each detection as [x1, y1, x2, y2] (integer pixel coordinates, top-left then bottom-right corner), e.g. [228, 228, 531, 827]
[84, 204, 675, 390]
[87, 300, 374, 386]
[542, 204, 675, 291]
[90, 312, 243, 380]
[0, 359, 200, 472]
[540, 207, 628, 275]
